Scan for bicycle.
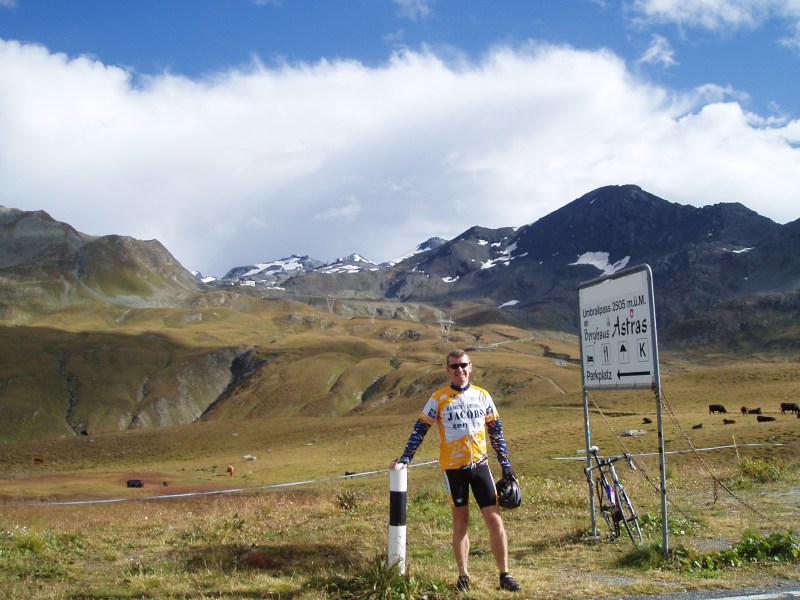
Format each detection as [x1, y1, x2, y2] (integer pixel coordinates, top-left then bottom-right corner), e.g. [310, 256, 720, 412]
[584, 445, 643, 545]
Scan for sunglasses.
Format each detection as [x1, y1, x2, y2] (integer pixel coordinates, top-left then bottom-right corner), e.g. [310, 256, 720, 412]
[448, 362, 470, 370]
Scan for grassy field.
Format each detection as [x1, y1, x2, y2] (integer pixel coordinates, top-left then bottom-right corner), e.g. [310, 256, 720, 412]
[1, 373, 798, 597]
[1, 302, 799, 598]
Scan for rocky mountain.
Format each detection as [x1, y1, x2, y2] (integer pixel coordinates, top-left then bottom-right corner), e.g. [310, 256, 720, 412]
[5, 186, 797, 338]
[2, 186, 798, 441]
[272, 185, 797, 341]
[220, 255, 326, 286]
[0, 205, 202, 315]
[216, 238, 449, 287]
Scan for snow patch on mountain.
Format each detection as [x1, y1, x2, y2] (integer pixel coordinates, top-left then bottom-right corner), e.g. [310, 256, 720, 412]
[392, 237, 448, 264]
[317, 253, 380, 274]
[569, 252, 630, 275]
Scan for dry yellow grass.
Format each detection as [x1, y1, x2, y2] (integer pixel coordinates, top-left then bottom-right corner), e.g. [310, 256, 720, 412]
[1, 300, 799, 598]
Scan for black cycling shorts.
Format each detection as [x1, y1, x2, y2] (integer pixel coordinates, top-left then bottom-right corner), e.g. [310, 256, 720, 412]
[444, 462, 497, 508]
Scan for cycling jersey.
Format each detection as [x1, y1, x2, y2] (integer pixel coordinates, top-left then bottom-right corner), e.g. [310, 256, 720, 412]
[400, 383, 511, 471]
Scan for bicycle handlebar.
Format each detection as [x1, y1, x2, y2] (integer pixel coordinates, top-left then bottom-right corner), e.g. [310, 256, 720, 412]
[585, 447, 637, 471]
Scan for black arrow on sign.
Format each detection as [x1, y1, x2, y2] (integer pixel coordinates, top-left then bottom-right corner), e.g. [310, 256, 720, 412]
[617, 370, 651, 378]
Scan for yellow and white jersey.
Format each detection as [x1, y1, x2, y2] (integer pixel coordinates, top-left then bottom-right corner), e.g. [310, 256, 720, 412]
[419, 383, 500, 470]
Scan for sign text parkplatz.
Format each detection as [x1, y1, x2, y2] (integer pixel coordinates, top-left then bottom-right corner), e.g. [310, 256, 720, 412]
[578, 264, 657, 389]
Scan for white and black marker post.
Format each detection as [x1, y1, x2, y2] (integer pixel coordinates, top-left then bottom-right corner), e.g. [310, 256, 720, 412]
[388, 463, 407, 574]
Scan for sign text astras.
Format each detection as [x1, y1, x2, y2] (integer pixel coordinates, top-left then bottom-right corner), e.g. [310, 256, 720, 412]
[583, 296, 648, 339]
[579, 266, 656, 389]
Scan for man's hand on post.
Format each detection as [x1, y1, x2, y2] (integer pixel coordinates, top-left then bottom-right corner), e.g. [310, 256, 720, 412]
[391, 456, 410, 469]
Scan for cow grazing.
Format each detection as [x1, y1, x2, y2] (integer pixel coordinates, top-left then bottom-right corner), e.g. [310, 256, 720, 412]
[709, 404, 727, 414]
[756, 415, 776, 422]
[226, 465, 235, 477]
[722, 418, 736, 424]
[747, 407, 762, 415]
[780, 402, 800, 415]
[126, 479, 143, 488]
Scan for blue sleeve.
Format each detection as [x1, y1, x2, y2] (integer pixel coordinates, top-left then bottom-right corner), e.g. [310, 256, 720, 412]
[487, 418, 511, 469]
[400, 418, 431, 463]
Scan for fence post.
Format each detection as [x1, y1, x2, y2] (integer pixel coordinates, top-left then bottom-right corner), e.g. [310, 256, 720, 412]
[388, 463, 407, 574]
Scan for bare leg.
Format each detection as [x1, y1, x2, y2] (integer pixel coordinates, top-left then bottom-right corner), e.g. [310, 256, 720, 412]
[452, 505, 470, 576]
[480, 504, 509, 573]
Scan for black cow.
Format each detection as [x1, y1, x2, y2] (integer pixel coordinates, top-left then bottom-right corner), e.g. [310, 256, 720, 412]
[756, 415, 776, 422]
[126, 479, 143, 488]
[722, 418, 736, 424]
[747, 407, 762, 415]
[708, 404, 727, 414]
[780, 402, 800, 415]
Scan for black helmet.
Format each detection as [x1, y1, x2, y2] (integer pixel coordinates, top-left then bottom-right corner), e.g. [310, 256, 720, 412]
[495, 476, 522, 509]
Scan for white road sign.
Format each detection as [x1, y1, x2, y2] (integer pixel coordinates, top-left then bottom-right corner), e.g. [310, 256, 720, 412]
[578, 264, 658, 389]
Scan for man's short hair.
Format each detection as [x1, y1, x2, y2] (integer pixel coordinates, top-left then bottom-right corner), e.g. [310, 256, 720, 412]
[447, 349, 468, 363]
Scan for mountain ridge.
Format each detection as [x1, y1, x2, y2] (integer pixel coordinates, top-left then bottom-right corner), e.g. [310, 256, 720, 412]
[1, 185, 798, 442]
[246, 185, 792, 333]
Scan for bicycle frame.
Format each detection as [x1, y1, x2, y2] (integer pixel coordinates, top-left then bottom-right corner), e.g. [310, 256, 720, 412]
[584, 446, 643, 545]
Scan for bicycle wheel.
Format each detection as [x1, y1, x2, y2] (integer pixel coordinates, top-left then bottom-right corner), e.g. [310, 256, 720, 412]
[596, 478, 621, 541]
[604, 507, 621, 540]
[615, 486, 643, 545]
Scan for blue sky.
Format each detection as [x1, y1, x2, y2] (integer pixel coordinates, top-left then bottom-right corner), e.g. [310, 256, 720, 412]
[1, 0, 799, 276]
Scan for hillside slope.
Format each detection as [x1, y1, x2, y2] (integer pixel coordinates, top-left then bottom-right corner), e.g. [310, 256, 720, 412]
[0, 206, 201, 319]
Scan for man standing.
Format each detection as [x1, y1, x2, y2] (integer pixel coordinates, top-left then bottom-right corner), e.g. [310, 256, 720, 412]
[392, 349, 522, 593]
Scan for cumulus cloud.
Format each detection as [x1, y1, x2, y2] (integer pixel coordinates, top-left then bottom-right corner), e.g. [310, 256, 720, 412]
[0, 39, 798, 276]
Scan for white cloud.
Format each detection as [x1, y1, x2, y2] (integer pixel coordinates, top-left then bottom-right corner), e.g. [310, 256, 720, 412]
[779, 20, 800, 48]
[313, 197, 364, 222]
[637, 34, 678, 66]
[630, 0, 800, 32]
[0, 39, 798, 276]
[392, 0, 435, 22]
[0, 0, 17, 8]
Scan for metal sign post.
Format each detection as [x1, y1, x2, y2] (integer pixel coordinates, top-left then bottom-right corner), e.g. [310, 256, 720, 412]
[578, 264, 668, 554]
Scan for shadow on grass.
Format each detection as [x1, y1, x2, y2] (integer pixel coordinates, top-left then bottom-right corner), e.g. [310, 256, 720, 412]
[182, 541, 366, 573]
[510, 527, 598, 558]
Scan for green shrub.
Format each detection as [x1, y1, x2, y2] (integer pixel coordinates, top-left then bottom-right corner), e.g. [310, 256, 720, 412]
[638, 512, 701, 536]
[628, 529, 800, 574]
[732, 457, 784, 488]
[338, 489, 360, 511]
[327, 556, 448, 599]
